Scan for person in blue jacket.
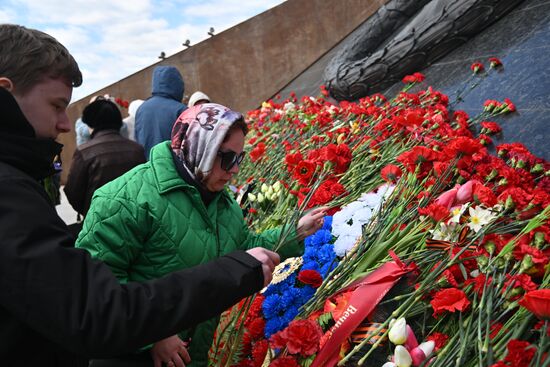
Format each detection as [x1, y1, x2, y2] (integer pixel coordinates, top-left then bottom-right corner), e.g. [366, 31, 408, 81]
[135, 66, 187, 159]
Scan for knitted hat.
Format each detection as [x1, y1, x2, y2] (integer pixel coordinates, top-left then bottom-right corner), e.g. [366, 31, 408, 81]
[188, 91, 210, 107]
[82, 99, 122, 131]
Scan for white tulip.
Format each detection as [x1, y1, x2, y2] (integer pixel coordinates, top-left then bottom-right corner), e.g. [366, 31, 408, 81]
[394, 345, 412, 367]
[283, 102, 295, 111]
[382, 362, 396, 367]
[257, 193, 265, 203]
[248, 193, 256, 202]
[273, 181, 282, 192]
[388, 318, 408, 345]
[261, 183, 269, 193]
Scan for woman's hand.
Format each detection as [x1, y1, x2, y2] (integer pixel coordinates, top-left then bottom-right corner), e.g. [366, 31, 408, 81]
[151, 335, 191, 367]
[297, 206, 328, 240]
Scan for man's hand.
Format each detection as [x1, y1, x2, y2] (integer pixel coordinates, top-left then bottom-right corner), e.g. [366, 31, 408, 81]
[246, 247, 280, 287]
[297, 206, 328, 240]
[150, 335, 190, 367]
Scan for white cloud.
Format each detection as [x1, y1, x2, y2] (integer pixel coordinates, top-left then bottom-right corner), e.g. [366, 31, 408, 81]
[3, 0, 286, 101]
[0, 9, 17, 23]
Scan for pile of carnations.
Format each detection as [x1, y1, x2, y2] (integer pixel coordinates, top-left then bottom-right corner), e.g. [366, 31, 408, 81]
[210, 59, 550, 367]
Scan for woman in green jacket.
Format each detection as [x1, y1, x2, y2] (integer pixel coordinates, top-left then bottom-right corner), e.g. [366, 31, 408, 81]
[76, 103, 325, 367]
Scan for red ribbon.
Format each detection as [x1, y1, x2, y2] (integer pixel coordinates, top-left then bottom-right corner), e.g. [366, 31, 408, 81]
[310, 256, 415, 367]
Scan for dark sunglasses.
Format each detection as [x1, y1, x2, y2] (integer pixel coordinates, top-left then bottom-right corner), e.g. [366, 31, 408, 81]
[217, 150, 245, 171]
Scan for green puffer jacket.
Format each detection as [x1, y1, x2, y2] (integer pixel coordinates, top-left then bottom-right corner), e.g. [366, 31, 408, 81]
[76, 142, 303, 366]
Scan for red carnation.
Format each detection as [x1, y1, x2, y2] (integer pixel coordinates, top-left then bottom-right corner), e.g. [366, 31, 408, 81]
[293, 160, 317, 186]
[397, 146, 438, 177]
[498, 187, 533, 210]
[248, 318, 266, 339]
[402, 72, 426, 84]
[471, 62, 484, 73]
[285, 152, 303, 172]
[418, 202, 450, 222]
[519, 289, 550, 320]
[298, 269, 323, 288]
[481, 121, 502, 134]
[479, 134, 492, 146]
[318, 143, 352, 174]
[490, 322, 504, 339]
[269, 356, 300, 367]
[252, 339, 268, 367]
[426, 332, 449, 350]
[270, 319, 323, 356]
[403, 109, 425, 126]
[301, 178, 346, 211]
[381, 164, 403, 182]
[504, 339, 535, 367]
[445, 137, 483, 157]
[489, 57, 503, 68]
[249, 143, 266, 163]
[504, 274, 537, 300]
[473, 183, 497, 207]
[504, 98, 516, 113]
[484, 99, 501, 112]
[430, 288, 470, 317]
[244, 294, 265, 323]
[465, 273, 493, 296]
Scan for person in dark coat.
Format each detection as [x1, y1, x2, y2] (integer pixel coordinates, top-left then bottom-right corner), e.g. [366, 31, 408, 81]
[64, 98, 145, 217]
[135, 66, 187, 160]
[0, 24, 280, 367]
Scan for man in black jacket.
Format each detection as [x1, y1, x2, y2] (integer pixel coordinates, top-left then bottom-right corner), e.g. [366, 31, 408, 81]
[0, 24, 280, 367]
[64, 98, 146, 218]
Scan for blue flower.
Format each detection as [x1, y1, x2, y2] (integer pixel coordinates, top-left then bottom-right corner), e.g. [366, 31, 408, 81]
[280, 287, 300, 309]
[322, 216, 333, 230]
[320, 260, 338, 277]
[306, 228, 331, 247]
[298, 286, 316, 302]
[264, 317, 285, 338]
[301, 260, 320, 272]
[282, 307, 299, 324]
[262, 294, 284, 318]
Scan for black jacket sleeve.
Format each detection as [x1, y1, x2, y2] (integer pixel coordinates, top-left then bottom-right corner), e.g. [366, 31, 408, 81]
[63, 148, 88, 215]
[0, 176, 264, 357]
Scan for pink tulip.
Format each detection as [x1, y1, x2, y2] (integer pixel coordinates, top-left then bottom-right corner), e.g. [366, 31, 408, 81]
[455, 180, 480, 205]
[410, 347, 427, 366]
[404, 325, 419, 350]
[435, 188, 458, 209]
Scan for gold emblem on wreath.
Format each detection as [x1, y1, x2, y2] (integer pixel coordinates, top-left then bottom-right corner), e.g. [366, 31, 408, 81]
[267, 256, 303, 286]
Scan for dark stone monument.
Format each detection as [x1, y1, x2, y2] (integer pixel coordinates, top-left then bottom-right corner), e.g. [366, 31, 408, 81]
[276, 0, 550, 160]
[324, 0, 525, 101]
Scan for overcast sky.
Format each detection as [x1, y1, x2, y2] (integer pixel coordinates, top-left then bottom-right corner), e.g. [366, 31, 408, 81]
[0, 0, 285, 101]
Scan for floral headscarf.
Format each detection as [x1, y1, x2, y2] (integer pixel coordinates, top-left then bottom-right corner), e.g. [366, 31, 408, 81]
[171, 103, 244, 181]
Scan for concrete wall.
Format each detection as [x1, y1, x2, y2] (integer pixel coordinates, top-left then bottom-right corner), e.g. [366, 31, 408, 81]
[60, 0, 387, 182]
